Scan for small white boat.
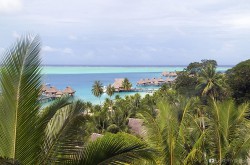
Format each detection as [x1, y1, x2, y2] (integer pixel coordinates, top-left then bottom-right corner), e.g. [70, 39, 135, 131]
[103, 86, 107, 93]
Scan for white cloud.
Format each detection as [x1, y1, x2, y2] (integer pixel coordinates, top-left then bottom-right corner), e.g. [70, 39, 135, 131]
[42, 46, 58, 52]
[42, 45, 73, 55]
[12, 31, 20, 39]
[0, 0, 22, 13]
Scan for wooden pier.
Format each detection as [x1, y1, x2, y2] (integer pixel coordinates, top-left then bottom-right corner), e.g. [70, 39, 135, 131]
[115, 88, 158, 93]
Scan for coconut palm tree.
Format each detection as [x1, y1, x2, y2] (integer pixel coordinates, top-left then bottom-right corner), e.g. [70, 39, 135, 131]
[196, 64, 227, 100]
[106, 84, 115, 99]
[122, 78, 132, 91]
[77, 133, 157, 165]
[0, 35, 75, 164]
[106, 84, 115, 114]
[139, 97, 205, 164]
[0, 36, 156, 165]
[206, 99, 250, 164]
[91, 80, 103, 105]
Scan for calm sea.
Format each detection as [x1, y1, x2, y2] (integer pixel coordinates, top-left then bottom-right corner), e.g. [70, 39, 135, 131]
[42, 66, 232, 104]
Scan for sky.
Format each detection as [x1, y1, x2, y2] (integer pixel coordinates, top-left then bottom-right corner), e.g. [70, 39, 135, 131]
[0, 0, 250, 65]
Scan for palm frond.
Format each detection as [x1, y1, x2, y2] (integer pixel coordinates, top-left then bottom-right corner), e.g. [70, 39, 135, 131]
[78, 133, 156, 165]
[38, 96, 71, 128]
[41, 100, 89, 164]
[0, 35, 42, 164]
[206, 99, 250, 163]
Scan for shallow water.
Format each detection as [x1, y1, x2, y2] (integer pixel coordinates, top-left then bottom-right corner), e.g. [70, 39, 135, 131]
[42, 66, 232, 104]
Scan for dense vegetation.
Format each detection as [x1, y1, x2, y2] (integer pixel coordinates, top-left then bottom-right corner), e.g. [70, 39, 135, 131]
[0, 37, 249, 164]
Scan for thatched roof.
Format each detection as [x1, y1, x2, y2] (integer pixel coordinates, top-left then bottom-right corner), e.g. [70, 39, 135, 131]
[144, 78, 151, 84]
[169, 72, 177, 77]
[41, 84, 50, 92]
[166, 77, 173, 82]
[90, 133, 103, 141]
[157, 78, 165, 82]
[150, 78, 158, 83]
[46, 86, 58, 93]
[63, 86, 75, 94]
[112, 78, 124, 89]
[128, 118, 145, 136]
[55, 90, 63, 97]
[162, 71, 169, 77]
[137, 79, 145, 85]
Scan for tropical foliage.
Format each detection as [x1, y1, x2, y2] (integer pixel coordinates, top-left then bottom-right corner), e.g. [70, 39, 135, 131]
[196, 64, 229, 100]
[1, 36, 250, 165]
[226, 59, 250, 104]
[122, 78, 132, 91]
[0, 36, 156, 165]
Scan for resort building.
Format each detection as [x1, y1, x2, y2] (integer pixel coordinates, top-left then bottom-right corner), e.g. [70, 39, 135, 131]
[40, 84, 76, 103]
[63, 86, 76, 96]
[45, 86, 58, 97]
[112, 78, 125, 92]
[136, 77, 173, 86]
[162, 71, 177, 77]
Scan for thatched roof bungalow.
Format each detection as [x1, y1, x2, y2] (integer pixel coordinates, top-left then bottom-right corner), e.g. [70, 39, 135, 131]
[162, 71, 169, 77]
[63, 86, 75, 96]
[128, 118, 145, 137]
[56, 90, 64, 98]
[45, 86, 58, 96]
[137, 79, 146, 86]
[90, 133, 103, 141]
[112, 78, 125, 92]
[166, 77, 173, 83]
[169, 72, 177, 77]
[41, 84, 50, 92]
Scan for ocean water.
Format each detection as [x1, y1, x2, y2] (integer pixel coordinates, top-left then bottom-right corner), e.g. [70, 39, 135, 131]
[42, 66, 232, 104]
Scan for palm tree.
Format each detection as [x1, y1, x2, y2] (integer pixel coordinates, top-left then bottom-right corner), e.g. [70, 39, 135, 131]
[77, 133, 157, 165]
[0, 36, 74, 164]
[106, 84, 115, 99]
[106, 84, 115, 114]
[206, 99, 250, 164]
[91, 80, 103, 105]
[196, 64, 227, 99]
[139, 97, 205, 164]
[0, 36, 157, 165]
[122, 78, 132, 91]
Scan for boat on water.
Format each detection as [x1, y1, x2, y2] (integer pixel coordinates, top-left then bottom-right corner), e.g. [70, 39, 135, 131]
[103, 86, 107, 93]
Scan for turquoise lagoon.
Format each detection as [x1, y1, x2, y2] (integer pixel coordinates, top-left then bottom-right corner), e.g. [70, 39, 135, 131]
[42, 66, 232, 104]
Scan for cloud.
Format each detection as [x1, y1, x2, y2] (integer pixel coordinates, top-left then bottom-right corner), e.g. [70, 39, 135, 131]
[42, 45, 73, 55]
[0, 0, 22, 13]
[42, 46, 58, 52]
[12, 31, 20, 39]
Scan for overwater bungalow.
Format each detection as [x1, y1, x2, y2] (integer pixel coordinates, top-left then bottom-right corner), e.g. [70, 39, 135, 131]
[165, 77, 173, 83]
[128, 118, 145, 137]
[169, 72, 177, 77]
[56, 90, 64, 98]
[45, 86, 58, 97]
[157, 78, 165, 84]
[112, 78, 125, 92]
[90, 133, 103, 141]
[137, 79, 146, 86]
[41, 84, 50, 93]
[63, 86, 76, 96]
[162, 71, 169, 77]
